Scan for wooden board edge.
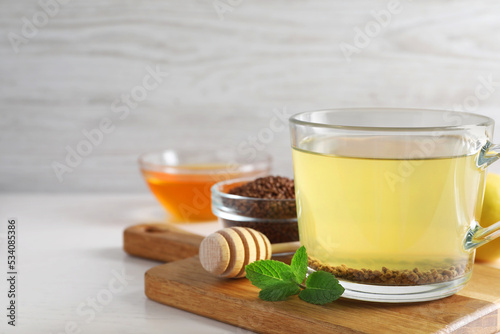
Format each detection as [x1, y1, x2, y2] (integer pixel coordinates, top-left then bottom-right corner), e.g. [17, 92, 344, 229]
[448, 309, 499, 334]
[144, 258, 500, 334]
[144, 262, 365, 334]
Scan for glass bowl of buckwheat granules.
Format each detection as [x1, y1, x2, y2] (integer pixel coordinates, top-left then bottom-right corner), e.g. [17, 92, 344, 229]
[211, 176, 298, 243]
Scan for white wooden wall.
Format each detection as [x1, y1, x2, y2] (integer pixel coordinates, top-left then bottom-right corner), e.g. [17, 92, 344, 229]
[2, 0, 500, 192]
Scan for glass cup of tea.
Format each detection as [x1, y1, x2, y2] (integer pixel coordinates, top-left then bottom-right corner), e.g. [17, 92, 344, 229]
[289, 108, 500, 302]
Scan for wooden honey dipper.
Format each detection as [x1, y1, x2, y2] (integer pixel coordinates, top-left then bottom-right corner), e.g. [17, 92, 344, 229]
[199, 226, 301, 278]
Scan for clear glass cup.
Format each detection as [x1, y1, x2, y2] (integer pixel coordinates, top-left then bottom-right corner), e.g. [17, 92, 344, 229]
[289, 108, 500, 302]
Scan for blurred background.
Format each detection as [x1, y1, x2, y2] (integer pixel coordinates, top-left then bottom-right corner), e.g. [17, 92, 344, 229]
[1, 0, 500, 193]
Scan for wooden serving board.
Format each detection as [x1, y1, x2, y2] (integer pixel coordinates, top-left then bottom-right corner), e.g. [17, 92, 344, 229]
[145, 257, 500, 334]
[123, 223, 204, 262]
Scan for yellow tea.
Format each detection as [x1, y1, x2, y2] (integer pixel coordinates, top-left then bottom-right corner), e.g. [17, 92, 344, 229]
[292, 136, 486, 285]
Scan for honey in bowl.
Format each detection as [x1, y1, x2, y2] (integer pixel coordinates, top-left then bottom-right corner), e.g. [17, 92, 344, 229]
[139, 150, 271, 222]
[143, 165, 250, 221]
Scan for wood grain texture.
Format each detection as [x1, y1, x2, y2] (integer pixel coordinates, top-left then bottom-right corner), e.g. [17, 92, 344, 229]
[2, 1, 500, 192]
[123, 223, 204, 262]
[145, 256, 500, 334]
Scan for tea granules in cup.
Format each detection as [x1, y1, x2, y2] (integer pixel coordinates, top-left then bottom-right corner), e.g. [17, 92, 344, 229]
[308, 257, 471, 286]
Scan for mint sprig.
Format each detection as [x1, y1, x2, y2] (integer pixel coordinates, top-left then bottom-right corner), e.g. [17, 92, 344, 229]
[298, 271, 345, 304]
[245, 246, 344, 305]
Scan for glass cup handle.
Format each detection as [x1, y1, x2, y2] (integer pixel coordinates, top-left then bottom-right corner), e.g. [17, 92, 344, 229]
[464, 221, 500, 250]
[464, 142, 500, 251]
[478, 142, 500, 168]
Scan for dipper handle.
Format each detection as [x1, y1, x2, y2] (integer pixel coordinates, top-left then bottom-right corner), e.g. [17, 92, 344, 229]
[199, 227, 300, 278]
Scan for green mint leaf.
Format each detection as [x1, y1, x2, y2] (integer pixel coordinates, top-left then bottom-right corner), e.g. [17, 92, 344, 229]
[245, 247, 345, 305]
[245, 260, 296, 290]
[299, 271, 345, 305]
[258, 283, 301, 301]
[290, 246, 308, 284]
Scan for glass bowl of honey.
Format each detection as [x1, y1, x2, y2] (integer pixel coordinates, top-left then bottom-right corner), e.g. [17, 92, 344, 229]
[139, 149, 271, 223]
